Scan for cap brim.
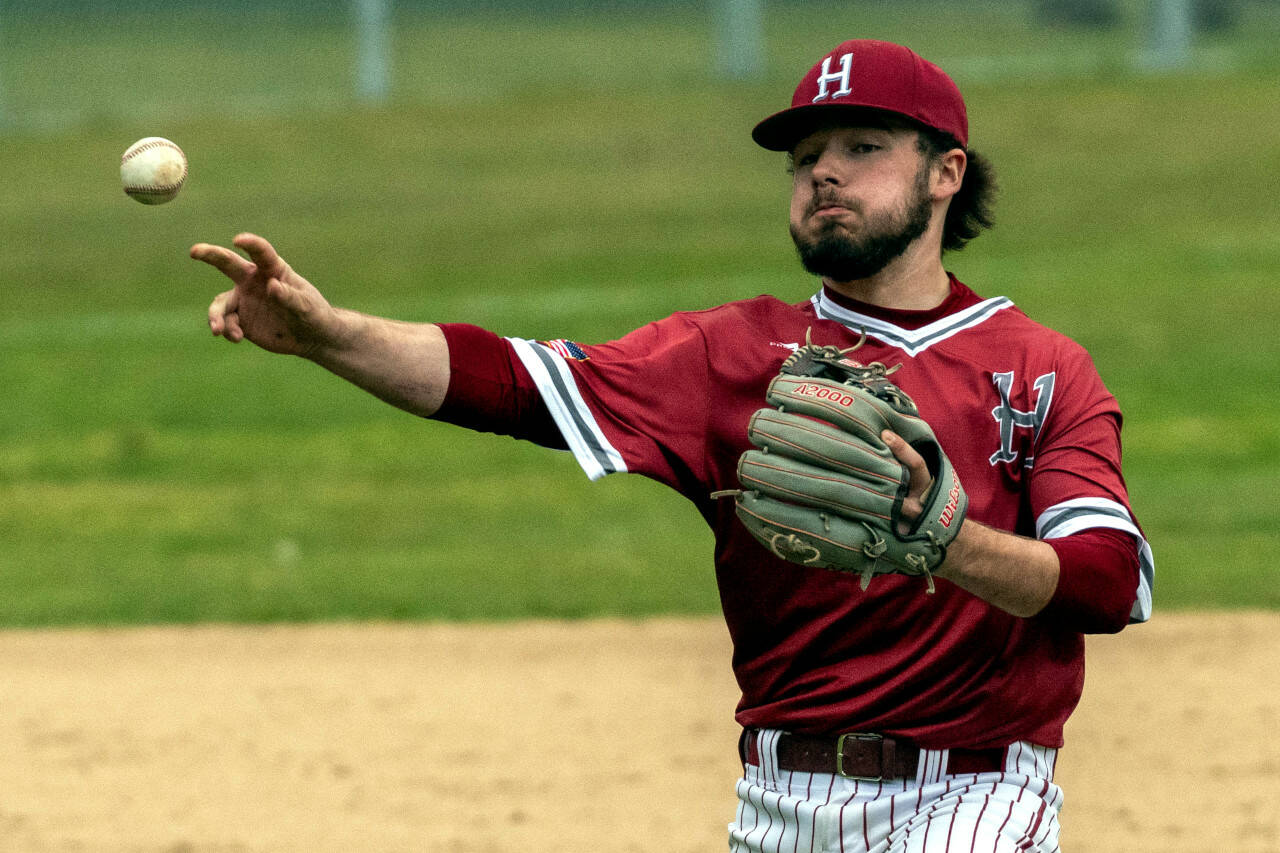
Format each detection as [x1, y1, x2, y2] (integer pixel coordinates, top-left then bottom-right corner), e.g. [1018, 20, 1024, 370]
[751, 103, 929, 151]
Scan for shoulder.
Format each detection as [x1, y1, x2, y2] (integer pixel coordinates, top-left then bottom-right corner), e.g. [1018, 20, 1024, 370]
[621, 293, 816, 347]
[673, 293, 814, 326]
[914, 290, 1115, 414]
[962, 302, 1119, 422]
[943, 279, 1088, 357]
[994, 305, 1102, 374]
[585, 293, 813, 360]
[942, 297, 1098, 372]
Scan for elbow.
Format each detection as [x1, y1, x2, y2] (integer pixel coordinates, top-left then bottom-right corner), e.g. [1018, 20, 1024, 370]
[1038, 580, 1137, 634]
[1078, 596, 1135, 634]
[1039, 528, 1143, 634]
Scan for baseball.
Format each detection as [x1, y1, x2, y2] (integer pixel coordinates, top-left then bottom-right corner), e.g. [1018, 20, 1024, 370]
[120, 137, 188, 205]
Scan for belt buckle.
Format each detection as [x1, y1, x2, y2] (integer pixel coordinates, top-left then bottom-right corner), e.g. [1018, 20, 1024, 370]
[835, 732, 885, 781]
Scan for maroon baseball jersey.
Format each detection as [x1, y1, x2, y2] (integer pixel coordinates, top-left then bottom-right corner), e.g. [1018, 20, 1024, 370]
[438, 276, 1152, 750]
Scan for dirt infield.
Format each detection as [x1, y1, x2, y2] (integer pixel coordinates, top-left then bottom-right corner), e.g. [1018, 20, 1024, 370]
[2, 612, 1277, 852]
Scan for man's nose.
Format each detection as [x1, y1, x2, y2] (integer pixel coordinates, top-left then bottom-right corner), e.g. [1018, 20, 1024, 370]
[811, 149, 844, 186]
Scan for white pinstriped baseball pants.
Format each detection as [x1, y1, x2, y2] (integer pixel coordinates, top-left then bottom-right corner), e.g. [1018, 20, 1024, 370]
[729, 729, 1063, 853]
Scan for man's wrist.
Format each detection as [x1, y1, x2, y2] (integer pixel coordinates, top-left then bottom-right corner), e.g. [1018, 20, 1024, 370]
[303, 306, 361, 363]
[933, 519, 1060, 618]
[933, 516, 986, 577]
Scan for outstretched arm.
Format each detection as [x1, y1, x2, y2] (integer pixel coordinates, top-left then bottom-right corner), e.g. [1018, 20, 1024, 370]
[190, 233, 450, 417]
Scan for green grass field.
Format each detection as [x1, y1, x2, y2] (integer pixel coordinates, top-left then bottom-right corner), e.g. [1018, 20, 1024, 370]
[1, 2, 1278, 625]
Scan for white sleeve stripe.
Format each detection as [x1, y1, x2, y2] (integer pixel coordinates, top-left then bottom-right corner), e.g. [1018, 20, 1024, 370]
[1133, 539, 1154, 623]
[1036, 498, 1154, 625]
[508, 338, 627, 481]
[1040, 512, 1138, 540]
[1035, 496, 1132, 536]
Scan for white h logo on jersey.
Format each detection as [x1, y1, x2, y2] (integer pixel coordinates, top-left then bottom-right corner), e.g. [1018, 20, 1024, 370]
[989, 371, 1056, 467]
[812, 53, 853, 103]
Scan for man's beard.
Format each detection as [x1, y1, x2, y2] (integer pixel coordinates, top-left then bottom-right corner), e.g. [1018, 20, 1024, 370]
[790, 170, 934, 282]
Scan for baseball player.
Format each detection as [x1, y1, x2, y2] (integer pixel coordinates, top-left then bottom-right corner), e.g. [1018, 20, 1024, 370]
[191, 39, 1152, 852]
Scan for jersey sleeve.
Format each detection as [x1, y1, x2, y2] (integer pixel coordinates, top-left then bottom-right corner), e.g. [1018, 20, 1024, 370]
[1029, 343, 1154, 626]
[507, 314, 711, 492]
[431, 323, 566, 449]
[1042, 527, 1140, 633]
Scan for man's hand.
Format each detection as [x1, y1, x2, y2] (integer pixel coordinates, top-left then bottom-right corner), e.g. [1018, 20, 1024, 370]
[880, 429, 939, 535]
[190, 233, 340, 357]
[191, 232, 451, 417]
[883, 430, 1059, 616]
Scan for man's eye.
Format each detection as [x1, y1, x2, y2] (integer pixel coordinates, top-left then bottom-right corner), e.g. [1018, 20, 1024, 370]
[796, 153, 819, 167]
[850, 143, 880, 154]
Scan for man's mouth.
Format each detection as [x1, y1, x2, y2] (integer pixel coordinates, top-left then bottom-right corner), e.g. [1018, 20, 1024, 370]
[814, 204, 851, 217]
[810, 197, 856, 217]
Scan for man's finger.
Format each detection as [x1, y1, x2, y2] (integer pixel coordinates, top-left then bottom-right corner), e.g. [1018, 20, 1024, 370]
[190, 243, 254, 280]
[208, 289, 241, 336]
[223, 310, 244, 343]
[882, 430, 932, 497]
[233, 233, 285, 277]
[265, 277, 307, 316]
[208, 291, 228, 334]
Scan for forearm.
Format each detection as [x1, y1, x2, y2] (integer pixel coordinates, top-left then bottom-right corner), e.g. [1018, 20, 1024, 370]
[934, 520, 1060, 618]
[308, 309, 450, 417]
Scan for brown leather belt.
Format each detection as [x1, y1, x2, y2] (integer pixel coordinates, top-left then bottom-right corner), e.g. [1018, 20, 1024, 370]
[741, 729, 1005, 781]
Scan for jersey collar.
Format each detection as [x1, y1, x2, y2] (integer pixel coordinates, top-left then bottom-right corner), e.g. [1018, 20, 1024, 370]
[810, 277, 1014, 357]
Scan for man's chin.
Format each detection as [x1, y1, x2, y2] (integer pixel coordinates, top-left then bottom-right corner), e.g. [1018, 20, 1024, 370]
[793, 234, 900, 282]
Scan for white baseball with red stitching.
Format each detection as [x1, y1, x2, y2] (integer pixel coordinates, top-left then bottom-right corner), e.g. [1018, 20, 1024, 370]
[120, 137, 187, 205]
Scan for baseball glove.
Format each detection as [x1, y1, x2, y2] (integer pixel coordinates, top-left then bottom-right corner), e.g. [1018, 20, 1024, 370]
[713, 331, 967, 592]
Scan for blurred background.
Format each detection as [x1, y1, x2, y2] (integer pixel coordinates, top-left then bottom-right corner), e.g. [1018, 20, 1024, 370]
[1, 0, 1277, 626]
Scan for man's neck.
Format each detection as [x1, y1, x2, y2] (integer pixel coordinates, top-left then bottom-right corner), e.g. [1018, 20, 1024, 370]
[823, 249, 951, 311]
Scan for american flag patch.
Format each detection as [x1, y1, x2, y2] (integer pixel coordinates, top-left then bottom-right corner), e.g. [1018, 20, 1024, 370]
[540, 338, 589, 360]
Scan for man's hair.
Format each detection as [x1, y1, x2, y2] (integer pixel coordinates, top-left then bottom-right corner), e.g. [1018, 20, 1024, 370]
[916, 127, 997, 252]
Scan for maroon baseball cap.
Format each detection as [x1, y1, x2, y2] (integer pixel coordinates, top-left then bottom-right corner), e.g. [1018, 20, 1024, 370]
[752, 39, 968, 151]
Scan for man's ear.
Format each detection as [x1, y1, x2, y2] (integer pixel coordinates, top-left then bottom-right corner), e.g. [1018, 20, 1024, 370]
[932, 149, 967, 202]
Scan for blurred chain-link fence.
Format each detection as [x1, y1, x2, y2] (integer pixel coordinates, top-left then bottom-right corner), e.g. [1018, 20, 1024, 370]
[1, 0, 1276, 133]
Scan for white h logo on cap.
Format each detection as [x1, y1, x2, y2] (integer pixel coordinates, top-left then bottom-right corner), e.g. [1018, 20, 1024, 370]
[812, 53, 853, 103]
